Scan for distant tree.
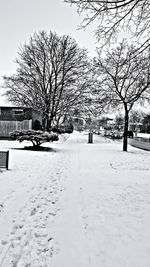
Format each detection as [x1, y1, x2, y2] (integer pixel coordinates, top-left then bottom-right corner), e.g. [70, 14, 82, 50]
[65, 0, 150, 52]
[10, 130, 58, 149]
[2, 31, 89, 130]
[141, 114, 150, 133]
[93, 41, 150, 151]
[114, 114, 124, 131]
[129, 109, 144, 131]
[130, 110, 143, 124]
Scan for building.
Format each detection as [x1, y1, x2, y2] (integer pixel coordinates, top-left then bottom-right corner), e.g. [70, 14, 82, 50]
[0, 106, 42, 138]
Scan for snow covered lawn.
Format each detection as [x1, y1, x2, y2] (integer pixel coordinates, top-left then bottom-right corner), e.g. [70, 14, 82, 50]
[0, 131, 150, 266]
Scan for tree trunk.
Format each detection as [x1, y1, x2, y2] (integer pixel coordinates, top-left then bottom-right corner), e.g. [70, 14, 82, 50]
[123, 104, 129, 152]
[43, 114, 51, 132]
[48, 114, 54, 131]
[42, 117, 46, 131]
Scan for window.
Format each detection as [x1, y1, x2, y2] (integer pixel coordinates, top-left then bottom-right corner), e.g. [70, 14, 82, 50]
[12, 109, 24, 115]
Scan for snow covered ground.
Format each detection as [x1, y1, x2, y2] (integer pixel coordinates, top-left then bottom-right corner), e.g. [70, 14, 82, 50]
[0, 131, 150, 267]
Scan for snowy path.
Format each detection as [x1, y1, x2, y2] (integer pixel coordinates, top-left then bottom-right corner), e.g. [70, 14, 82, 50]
[0, 132, 150, 266]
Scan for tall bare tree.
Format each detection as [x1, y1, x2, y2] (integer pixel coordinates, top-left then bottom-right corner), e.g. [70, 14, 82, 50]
[65, 0, 150, 51]
[93, 41, 150, 151]
[2, 31, 89, 130]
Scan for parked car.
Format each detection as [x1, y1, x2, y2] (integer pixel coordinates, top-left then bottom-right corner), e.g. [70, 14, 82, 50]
[110, 130, 123, 139]
[104, 130, 112, 137]
[104, 130, 122, 139]
[127, 131, 134, 138]
[122, 131, 134, 138]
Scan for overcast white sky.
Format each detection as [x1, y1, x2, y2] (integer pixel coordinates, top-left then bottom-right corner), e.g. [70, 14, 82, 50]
[0, 0, 97, 77]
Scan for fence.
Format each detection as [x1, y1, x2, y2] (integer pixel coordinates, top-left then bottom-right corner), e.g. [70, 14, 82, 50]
[0, 120, 32, 137]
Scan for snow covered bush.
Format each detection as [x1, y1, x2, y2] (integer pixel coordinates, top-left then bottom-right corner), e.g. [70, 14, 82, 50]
[10, 130, 59, 148]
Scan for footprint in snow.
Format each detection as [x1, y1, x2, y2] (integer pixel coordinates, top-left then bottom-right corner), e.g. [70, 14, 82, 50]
[30, 208, 37, 216]
[1, 240, 8, 246]
[0, 203, 4, 213]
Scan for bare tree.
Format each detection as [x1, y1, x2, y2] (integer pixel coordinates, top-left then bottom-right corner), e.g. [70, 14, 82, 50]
[93, 40, 150, 151]
[2, 31, 89, 130]
[53, 78, 88, 126]
[65, 0, 150, 51]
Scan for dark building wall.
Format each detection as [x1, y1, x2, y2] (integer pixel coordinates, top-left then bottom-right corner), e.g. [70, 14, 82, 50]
[0, 107, 33, 121]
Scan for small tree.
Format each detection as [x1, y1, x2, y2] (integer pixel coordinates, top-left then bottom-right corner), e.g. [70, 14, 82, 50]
[93, 41, 150, 151]
[10, 130, 58, 149]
